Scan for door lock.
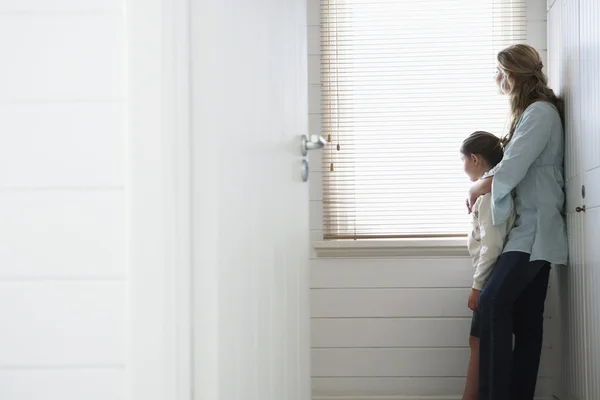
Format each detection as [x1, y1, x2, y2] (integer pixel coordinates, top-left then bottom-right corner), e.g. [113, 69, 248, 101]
[301, 159, 309, 182]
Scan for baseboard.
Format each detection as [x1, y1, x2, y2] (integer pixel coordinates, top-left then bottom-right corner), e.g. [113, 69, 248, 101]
[312, 396, 554, 400]
[313, 396, 461, 400]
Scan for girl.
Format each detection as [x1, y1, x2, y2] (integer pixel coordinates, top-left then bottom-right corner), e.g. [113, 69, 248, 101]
[460, 131, 515, 400]
[468, 44, 567, 400]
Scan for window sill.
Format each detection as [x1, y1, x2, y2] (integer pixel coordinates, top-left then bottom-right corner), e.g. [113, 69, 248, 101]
[313, 238, 469, 258]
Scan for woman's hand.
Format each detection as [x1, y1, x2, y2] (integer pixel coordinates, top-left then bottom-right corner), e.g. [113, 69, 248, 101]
[468, 288, 482, 311]
[466, 177, 493, 213]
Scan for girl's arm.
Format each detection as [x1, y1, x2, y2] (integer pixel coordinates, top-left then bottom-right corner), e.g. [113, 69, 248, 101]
[472, 194, 504, 290]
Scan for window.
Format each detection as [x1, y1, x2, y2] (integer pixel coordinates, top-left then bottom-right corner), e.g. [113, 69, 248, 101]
[320, 0, 526, 239]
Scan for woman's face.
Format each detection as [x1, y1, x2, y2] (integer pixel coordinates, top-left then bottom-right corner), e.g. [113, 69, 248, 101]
[495, 66, 510, 95]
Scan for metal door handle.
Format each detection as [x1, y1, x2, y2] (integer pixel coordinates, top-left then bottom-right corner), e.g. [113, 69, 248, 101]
[576, 205, 586, 213]
[301, 134, 326, 156]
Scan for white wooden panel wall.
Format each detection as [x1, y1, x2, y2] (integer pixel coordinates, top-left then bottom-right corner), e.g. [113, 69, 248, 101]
[550, 0, 600, 399]
[308, 1, 554, 399]
[579, 1, 600, 176]
[309, 258, 555, 399]
[557, 5, 587, 396]
[578, 0, 600, 399]
[0, 1, 127, 399]
[583, 209, 600, 400]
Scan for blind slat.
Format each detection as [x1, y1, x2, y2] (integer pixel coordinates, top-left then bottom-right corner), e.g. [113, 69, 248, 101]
[321, 0, 526, 239]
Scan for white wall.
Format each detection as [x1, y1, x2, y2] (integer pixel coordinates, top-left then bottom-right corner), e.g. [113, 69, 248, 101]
[0, 1, 127, 399]
[548, 0, 600, 399]
[307, 1, 554, 399]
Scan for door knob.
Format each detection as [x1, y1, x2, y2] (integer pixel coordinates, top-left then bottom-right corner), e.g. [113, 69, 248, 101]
[576, 205, 586, 213]
[301, 134, 326, 156]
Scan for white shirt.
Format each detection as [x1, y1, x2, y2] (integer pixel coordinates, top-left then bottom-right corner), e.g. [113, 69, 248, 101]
[467, 193, 515, 290]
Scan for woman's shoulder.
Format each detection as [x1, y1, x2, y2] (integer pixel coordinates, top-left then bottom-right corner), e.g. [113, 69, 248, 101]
[518, 101, 562, 132]
[524, 101, 560, 118]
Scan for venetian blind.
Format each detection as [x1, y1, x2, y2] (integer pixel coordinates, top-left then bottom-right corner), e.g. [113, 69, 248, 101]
[321, 0, 526, 239]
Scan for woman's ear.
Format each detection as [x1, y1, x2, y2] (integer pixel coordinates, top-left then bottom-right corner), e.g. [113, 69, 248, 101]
[471, 154, 479, 165]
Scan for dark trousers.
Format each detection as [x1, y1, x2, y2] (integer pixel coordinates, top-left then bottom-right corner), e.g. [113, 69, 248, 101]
[478, 251, 551, 400]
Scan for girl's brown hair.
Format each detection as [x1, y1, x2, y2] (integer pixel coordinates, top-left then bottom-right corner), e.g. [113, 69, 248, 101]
[460, 131, 504, 168]
[497, 44, 564, 147]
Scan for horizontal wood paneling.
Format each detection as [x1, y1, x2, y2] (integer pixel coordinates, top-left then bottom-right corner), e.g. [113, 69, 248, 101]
[312, 348, 554, 378]
[312, 376, 554, 397]
[0, 15, 124, 101]
[0, 369, 125, 400]
[0, 4, 128, 398]
[311, 257, 473, 288]
[0, 282, 126, 366]
[312, 286, 555, 318]
[312, 288, 471, 318]
[0, 190, 126, 279]
[311, 317, 553, 348]
[0, 103, 125, 188]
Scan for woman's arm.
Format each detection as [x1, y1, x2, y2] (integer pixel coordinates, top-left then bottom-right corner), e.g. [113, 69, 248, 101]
[469, 103, 555, 221]
[467, 177, 493, 211]
[490, 103, 554, 200]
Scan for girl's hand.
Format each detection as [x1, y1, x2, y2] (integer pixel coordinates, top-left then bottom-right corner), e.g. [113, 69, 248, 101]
[468, 289, 481, 311]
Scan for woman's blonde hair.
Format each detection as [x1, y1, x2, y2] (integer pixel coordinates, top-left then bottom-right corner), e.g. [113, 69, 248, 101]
[497, 44, 564, 146]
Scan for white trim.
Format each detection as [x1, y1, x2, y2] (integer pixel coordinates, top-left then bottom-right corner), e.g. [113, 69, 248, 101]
[162, 0, 192, 398]
[313, 397, 554, 400]
[127, 0, 192, 399]
[313, 238, 469, 258]
[189, 1, 220, 398]
[313, 397, 460, 400]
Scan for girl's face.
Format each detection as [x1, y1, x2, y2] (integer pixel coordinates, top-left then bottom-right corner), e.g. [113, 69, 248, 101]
[461, 153, 486, 182]
[495, 66, 510, 95]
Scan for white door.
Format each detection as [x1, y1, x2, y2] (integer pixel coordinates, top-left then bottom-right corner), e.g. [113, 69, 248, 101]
[190, 1, 311, 399]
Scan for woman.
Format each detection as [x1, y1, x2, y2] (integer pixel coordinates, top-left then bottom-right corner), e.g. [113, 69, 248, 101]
[467, 44, 567, 400]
